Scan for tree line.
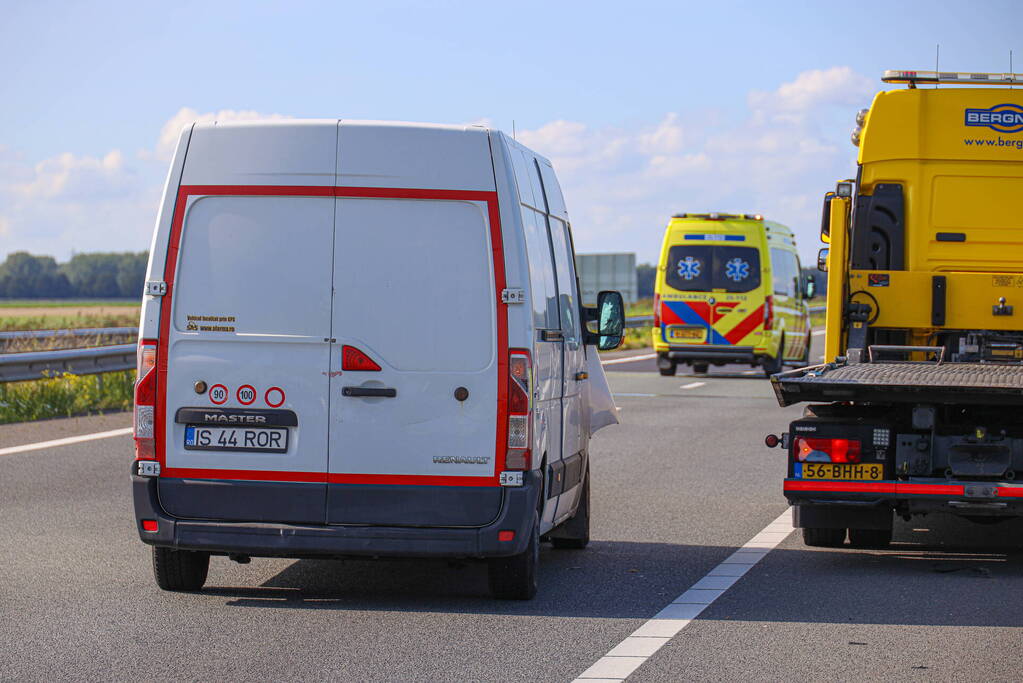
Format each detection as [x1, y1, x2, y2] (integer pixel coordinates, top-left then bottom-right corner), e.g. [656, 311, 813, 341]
[0, 252, 148, 299]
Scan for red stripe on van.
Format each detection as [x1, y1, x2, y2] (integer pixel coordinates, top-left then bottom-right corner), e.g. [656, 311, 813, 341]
[158, 184, 507, 487]
[723, 304, 765, 345]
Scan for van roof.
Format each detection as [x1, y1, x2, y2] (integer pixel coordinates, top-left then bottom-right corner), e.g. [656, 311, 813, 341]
[180, 119, 506, 192]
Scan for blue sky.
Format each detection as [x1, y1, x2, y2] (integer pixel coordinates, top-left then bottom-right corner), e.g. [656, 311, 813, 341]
[2, 0, 1020, 264]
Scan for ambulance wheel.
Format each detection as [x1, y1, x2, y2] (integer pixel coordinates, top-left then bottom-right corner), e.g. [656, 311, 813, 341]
[658, 360, 677, 376]
[552, 467, 590, 550]
[761, 351, 783, 377]
[489, 514, 539, 600]
[802, 527, 846, 547]
[152, 546, 210, 592]
[848, 527, 892, 548]
[692, 362, 709, 375]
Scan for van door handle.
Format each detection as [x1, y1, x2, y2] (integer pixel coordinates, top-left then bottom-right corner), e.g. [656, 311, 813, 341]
[342, 387, 397, 398]
[540, 330, 564, 342]
[575, 372, 588, 381]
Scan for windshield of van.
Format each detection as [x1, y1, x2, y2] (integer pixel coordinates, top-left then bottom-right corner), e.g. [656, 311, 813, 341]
[665, 245, 761, 293]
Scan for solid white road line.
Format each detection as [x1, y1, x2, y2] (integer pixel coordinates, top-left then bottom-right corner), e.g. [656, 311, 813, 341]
[742, 369, 758, 375]
[0, 427, 133, 457]
[601, 353, 657, 366]
[573, 508, 794, 682]
[680, 382, 705, 389]
[613, 393, 658, 398]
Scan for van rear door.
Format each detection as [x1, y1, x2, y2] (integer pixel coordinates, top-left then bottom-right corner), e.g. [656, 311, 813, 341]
[159, 193, 335, 524]
[325, 195, 503, 526]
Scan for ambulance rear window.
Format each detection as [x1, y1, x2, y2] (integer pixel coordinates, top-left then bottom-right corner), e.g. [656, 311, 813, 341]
[665, 245, 760, 293]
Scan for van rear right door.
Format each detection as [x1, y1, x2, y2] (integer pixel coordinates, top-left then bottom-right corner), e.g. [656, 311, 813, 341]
[324, 195, 503, 527]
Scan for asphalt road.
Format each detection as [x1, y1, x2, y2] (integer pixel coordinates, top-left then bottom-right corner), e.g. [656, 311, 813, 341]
[2, 339, 1021, 682]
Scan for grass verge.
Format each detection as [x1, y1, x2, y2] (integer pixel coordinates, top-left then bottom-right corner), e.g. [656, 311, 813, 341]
[0, 371, 134, 424]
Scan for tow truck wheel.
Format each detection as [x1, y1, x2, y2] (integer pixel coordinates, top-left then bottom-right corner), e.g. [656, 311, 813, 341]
[848, 527, 892, 548]
[152, 546, 210, 592]
[802, 527, 846, 547]
[552, 466, 590, 550]
[658, 360, 677, 376]
[488, 513, 539, 600]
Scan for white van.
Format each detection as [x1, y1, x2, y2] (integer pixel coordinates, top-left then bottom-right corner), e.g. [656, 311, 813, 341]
[131, 120, 625, 599]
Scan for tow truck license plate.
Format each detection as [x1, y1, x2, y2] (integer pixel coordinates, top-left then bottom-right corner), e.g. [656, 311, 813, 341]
[184, 426, 288, 453]
[798, 463, 883, 481]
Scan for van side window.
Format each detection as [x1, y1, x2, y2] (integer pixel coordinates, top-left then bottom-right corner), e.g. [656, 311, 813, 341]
[510, 148, 540, 210]
[522, 206, 560, 329]
[770, 247, 797, 297]
[548, 217, 580, 342]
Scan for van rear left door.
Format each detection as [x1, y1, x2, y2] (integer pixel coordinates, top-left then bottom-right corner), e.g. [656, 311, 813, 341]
[158, 193, 334, 524]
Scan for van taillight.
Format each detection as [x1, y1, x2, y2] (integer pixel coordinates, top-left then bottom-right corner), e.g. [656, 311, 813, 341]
[795, 437, 861, 464]
[764, 295, 774, 331]
[653, 293, 661, 329]
[505, 350, 532, 471]
[134, 340, 158, 461]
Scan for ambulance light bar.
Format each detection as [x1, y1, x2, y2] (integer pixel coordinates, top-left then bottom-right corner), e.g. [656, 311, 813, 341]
[883, 70, 1023, 86]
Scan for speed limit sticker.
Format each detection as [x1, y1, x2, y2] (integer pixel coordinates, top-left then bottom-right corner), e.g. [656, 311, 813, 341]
[209, 384, 229, 405]
[237, 385, 257, 405]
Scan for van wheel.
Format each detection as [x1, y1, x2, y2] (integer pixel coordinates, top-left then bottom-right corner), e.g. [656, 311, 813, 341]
[802, 527, 846, 547]
[658, 361, 677, 376]
[488, 514, 539, 600]
[552, 467, 590, 550]
[152, 547, 210, 592]
[692, 362, 709, 375]
[848, 527, 892, 548]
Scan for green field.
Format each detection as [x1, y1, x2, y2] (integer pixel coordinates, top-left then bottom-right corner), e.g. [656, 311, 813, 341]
[0, 298, 138, 308]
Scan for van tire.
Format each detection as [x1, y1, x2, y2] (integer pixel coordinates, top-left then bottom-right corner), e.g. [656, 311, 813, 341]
[658, 361, 677, 376]
[761, 351, 783, 377]
[802, 527, 846, 547]
[152, 546, 210, 592]
[551, 466, 590, 550]
[488, 514, 539, 600]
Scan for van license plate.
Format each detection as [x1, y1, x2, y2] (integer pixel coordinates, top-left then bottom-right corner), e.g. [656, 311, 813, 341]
[798, 463, 883, 481]
[184, 426, 288, 453]
[670, 326, 705, 342]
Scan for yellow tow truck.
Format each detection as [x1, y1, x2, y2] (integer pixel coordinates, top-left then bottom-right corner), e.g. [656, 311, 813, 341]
[768, 69, 1023, 547]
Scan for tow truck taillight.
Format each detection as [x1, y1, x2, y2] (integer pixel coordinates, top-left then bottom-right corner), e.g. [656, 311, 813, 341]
[763, 295, 774, 331]
[795, 437, 861, 464]
[134, 340, 158, 462]
[505, 350, 532, 471]
[653, 293, 661, 329]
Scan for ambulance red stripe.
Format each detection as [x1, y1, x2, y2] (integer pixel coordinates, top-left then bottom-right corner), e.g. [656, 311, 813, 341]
[724, 303, 765, 345]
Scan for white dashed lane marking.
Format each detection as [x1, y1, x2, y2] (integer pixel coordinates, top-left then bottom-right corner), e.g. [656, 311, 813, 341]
[573, 509, 794, 682]
[680, 382, 706, 389]
[601, 353, 657, 366]
[0, 427, 133, 456]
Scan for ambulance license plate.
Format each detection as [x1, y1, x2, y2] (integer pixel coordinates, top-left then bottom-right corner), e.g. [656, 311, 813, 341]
[798, 463, 883, 481]
[184, 426, 288, 453]
[670, 326, 705, 342]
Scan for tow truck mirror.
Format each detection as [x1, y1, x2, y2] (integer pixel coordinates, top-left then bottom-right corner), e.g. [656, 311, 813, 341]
[819, 192, 835, 243]
[817, 248, 829, 273]
[804, 274, 816, 299]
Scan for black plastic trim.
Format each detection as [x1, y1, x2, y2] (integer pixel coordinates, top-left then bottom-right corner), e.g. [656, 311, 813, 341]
[175, 407, 298, 427]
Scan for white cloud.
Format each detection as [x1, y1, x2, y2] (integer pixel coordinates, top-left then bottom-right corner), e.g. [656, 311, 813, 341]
[516, 67, 873, 264]
[151, 107, 293, 161]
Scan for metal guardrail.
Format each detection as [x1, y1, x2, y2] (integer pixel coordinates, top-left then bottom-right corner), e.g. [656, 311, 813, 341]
[0, 344, 136, 382]
[0, 326, 138, 341]
[0, 308, 827, 382]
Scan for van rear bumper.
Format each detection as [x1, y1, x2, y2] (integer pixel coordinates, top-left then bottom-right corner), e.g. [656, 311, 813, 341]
[662, 346, 758, 364]
[132, 472, 541, 558]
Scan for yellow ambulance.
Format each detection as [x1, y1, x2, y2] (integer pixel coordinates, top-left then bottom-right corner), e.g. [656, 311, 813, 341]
[652, 213, 814, 377]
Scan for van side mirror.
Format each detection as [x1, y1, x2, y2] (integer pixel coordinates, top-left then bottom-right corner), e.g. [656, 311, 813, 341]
[817, 248, 829, 273]
[583, 290, 625, 350]
[804, 273, 816, 299]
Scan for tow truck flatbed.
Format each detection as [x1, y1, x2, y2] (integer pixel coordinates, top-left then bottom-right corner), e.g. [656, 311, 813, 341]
[772, 360, 1023, 407]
